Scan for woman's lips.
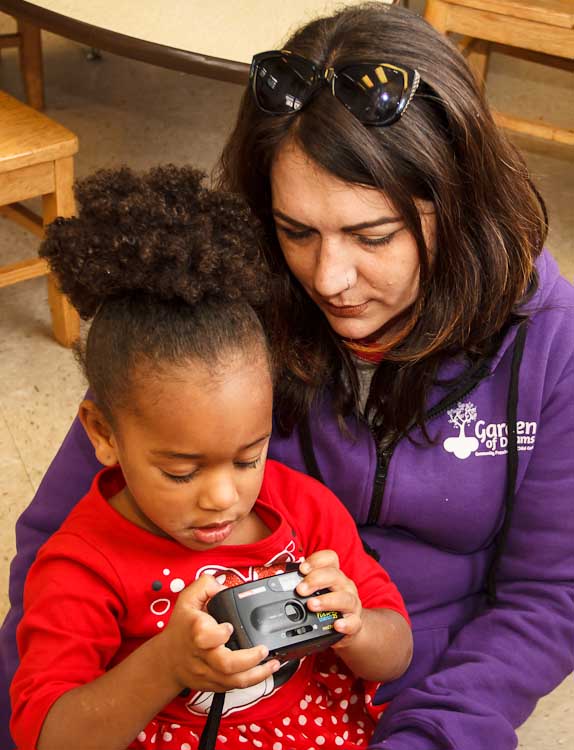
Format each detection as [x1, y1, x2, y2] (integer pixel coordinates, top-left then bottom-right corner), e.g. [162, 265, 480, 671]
[190, 522, 233, 545]
[323, 301, 369, 318]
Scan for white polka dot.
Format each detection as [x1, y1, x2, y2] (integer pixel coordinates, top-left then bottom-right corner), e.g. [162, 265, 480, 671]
[150, 733, 157, 744]
[253, 740, 263, 748]
[298, 715, 307, 726]
[286, 736, 295, 742]
[342, 713, 349, 724]
[350, 694, 359, 705]
[335, 737, 345, 746]
[343, 730, 349, 740]
[305, 694, 312, 702]
[238, 726, 247, 733]
[181, 744, 191, 750]
[340, 699, 349, 709]
[314, 717, 323, 726]
[238, 737, 248, 744]
[316, 737, 326, 746]
[217, 734, 227, 743]
[250, 724, 261, 733]
[157, 621, 164, 628]
[274, 728, 283, 737]
[337, 672, 348, 680]
[331, 715, 338, 725]
[151, 598, 171, 616]
[163, 732, 173, 741]
[329, 664, 338, 673]
[163, 568, 170, 575]
[357, 728, 365, 735]
[189, 731, 199, 740]
[282, 717, 290, 726]
[365, 694, 372, 704]
[315, 695, 323, 704]
[137, 732, 147, 742]
[273, 744, 282, 750]
[334, 687, 343, 694]
[170, 578, 185, 593]
[357, 721, 365, 728]
[319, 672, 329, 678]
[170, 724, 181, 729]
[300, 699, 308, 710]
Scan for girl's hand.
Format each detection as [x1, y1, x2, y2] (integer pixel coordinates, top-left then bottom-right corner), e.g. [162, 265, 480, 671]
[157, 574, 280, 693]
[296, 550, 363, 642]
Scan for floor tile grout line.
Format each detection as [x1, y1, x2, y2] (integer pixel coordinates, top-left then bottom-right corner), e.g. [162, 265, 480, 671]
[0, 397, 36, 493]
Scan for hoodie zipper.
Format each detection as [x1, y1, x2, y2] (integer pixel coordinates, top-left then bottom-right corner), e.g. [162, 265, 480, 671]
[365, 362, 491, 526]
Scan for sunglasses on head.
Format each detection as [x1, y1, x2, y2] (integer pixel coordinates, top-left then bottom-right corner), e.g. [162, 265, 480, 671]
[250, 49, 421, 127]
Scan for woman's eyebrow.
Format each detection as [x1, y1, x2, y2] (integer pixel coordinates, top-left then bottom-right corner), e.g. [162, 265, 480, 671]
[343, 216, 402, 231]
[273, 209, 402, 232]
[273, 210, 310, 229]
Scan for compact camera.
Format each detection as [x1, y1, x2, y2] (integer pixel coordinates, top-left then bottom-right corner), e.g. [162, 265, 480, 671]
[207, 569, 343, 662]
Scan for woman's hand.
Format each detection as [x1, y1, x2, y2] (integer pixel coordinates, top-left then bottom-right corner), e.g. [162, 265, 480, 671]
[157, 574, 281, 693]
[296, 550, 364, 641]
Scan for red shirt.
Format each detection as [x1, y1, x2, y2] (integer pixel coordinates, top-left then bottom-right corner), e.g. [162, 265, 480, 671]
[11, 460, 408, 749]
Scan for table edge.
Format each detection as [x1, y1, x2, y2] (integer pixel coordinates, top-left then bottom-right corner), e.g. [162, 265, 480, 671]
[0, 0, 251, 83]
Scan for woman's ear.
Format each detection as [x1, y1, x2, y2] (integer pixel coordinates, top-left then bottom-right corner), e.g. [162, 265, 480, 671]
[78, 400, 119, 467]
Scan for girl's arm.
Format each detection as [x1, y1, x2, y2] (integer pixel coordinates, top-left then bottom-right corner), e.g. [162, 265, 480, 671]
[36, 576, 277, 750]
[334, 608, 412, 682]
[1, 413, 100, 749]
[297, 552, 413, 682]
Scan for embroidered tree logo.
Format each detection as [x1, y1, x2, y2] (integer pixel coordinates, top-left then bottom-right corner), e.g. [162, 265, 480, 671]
[443, 401, 479, 459]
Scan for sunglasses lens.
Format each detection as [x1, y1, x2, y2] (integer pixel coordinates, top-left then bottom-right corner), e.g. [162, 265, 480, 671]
[253, 54, 317, 114]
[335, 64, 409, 125]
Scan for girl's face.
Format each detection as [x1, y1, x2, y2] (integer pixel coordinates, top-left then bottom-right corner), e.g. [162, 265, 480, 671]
[270, 141, 436, 342]
[97, 350, 273, 550]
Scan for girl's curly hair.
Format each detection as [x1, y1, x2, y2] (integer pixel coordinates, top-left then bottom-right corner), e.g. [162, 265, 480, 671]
[41, 164, 269, 317]
[41, 165, 272, 421]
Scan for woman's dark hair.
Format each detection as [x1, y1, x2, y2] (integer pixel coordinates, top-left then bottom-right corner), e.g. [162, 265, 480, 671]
[41, 165, 271, 422]
[218, 2, 547, 445]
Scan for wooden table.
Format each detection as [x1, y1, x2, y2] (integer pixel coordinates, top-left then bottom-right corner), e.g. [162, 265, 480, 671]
[0, 0, 376, 107]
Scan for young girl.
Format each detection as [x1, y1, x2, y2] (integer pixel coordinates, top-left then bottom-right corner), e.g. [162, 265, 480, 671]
[10, 166, 412, 750]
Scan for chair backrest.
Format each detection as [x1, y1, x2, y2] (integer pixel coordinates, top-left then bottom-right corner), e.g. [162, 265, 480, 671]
[439, 0, 574, 29]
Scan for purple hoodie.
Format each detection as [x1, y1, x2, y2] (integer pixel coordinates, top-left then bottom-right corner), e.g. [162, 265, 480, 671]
[2, 249, 573, 749]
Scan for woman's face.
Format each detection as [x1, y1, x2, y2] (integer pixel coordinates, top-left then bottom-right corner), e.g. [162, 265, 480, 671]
[270, 141, 436, 341]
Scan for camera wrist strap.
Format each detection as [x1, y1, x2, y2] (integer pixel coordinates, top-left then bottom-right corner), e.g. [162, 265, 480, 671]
[198, 691, 225, 750]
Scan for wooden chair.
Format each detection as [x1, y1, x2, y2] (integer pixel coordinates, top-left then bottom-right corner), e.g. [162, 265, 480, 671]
[424, 0, 574, 145]
[0, 89, 79, 346]
[0, 14, 44, 109]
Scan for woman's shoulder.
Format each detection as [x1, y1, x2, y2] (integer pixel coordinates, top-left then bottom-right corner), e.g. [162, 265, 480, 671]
[524, 250, 574, 367]
[528, 249, 574, 319]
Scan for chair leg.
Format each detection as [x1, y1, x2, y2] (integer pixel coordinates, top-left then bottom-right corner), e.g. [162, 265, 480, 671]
[17, 19, 44, 110]
[423, 0, 449, 31]
[42, 157, 80, 346]
[467, 40, 490, 92]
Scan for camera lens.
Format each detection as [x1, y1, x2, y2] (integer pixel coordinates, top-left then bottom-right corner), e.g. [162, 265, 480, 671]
[284, 600, 305, 623]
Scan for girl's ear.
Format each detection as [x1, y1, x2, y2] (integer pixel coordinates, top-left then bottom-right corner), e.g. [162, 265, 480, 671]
[78, 400, 119, 467]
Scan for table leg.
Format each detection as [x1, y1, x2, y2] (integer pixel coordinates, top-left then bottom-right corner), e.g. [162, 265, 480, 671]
[18, 18, 45, 110]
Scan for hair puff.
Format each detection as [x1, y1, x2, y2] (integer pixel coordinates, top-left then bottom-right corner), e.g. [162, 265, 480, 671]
[40, 164, 270, 319]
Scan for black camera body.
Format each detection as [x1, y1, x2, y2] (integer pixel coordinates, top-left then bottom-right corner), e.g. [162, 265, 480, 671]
[207, 569, 343, 662]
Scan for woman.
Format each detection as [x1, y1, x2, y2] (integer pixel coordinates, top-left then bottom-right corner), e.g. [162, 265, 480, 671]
[2, 4, 573, 749]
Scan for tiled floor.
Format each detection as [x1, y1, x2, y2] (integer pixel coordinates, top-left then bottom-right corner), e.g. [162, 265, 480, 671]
[0, 10, 573, 748]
